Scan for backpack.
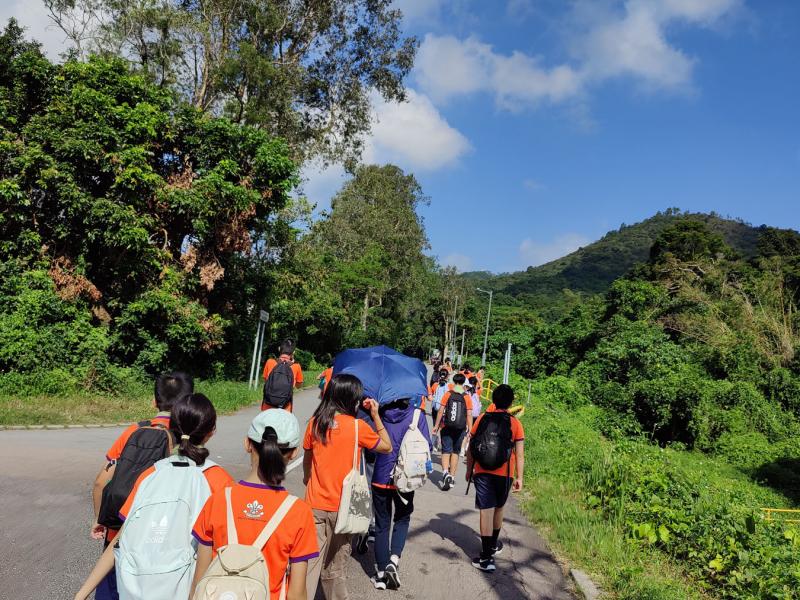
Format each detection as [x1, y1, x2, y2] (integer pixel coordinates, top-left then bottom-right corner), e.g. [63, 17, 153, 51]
[469, 412, 514, 471]
[432, 381, 449, 408]
[115, 456, 216, 600]
[98, 421, 172, 529]
[393, 409, 431, 493]
[442, 391, 467, 430]
[263, 360, 294, 408]
[192, 487, 297, 600]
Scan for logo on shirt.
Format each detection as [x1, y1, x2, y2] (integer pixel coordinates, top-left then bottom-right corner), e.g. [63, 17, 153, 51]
[244, 499, 264, 519]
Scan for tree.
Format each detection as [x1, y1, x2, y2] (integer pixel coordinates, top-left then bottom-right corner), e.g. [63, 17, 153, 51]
[308, 164, 431, 346]
[0, 24, 299, 374]
[45, 0, 417, 167]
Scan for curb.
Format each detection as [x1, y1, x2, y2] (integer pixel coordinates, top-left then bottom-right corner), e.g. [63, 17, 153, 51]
[1, 422, 130, 431]
[570, 569, 602, 600]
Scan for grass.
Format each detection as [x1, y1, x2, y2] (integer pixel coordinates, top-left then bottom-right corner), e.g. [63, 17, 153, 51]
[0, 380, 260, 425]
[516, 401, 792, 599]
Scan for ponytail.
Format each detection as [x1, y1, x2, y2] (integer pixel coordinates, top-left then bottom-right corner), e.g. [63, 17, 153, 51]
[170, 393, 216, 466]
[251, 426, 289, 486]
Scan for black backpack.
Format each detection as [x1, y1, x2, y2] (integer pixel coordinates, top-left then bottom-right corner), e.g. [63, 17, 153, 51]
[470, 412, 514, 471]
[442, 391, 467, 430]
[263, 360, 294, 408]
[97, 421, 172, 529]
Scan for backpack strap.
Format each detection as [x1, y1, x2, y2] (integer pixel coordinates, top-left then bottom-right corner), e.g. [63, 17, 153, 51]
[224, 486, 238, 545]
[352, 418, 359, 470]
[409, 408, 422, 431]
[251, 495, 298, 550]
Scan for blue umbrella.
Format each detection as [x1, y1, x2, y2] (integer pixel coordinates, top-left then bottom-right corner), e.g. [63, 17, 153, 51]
[332, 345, 428, 406]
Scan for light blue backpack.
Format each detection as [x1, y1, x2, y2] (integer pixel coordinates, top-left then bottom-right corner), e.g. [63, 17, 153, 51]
[115, 455, 215, 600]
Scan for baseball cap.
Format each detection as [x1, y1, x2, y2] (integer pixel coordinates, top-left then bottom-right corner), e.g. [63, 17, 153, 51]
[248, 409, 301, 448]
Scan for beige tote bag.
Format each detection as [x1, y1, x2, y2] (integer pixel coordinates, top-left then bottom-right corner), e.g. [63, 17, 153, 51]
[334, 418, 373, 535]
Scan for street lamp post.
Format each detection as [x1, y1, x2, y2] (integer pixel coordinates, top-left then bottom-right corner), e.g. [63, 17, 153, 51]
[476, 287, 493, 367]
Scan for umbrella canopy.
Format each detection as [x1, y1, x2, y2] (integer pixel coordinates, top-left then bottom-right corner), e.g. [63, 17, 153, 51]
[332, 345, 428, 405]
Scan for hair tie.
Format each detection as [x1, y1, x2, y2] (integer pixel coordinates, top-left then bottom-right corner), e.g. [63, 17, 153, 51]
[262, 426, 279, 443]
[181, 434, 190, 440]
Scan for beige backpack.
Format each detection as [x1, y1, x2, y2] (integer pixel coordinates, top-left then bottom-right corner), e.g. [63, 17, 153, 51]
[192, 487, 297, 600]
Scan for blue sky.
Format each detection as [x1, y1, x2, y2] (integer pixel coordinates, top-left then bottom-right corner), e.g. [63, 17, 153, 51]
[311, 0, 800, 273]
[5, 0, 798, 274]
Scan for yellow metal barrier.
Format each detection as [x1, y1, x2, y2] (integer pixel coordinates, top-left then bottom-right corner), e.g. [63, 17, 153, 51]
[762, 508, 800, 523]
[480, 378, 497, 402]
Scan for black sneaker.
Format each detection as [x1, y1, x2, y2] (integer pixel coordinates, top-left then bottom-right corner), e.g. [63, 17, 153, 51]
[384, 563, 401, 590]
[492, 539, 504, 556]
[472, 556, 496, 572]
[441, 474, 452, 491]
[371, 575, 388, 590]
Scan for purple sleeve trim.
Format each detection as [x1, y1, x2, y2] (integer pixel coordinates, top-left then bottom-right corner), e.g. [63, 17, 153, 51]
[514, 437, 525, 442]
[192, 531, 212, 546]
[290, 552, 319, 563]
[118, 513, 126, 523]
[370, 438, 381, 451]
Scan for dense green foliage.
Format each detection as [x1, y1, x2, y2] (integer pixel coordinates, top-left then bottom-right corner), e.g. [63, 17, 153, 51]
[514, 397, 800, 600]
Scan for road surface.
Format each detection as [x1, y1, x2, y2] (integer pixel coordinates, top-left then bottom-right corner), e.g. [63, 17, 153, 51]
[0, 385, 575, 600]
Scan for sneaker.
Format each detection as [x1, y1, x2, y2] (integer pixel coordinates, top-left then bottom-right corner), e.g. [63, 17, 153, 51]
[384, 563, 401, 590]
[472, 556, 496, 572]
[441, 474, 452, 491]
[371, 575, 387, 590]
[492, 540, 504, 556]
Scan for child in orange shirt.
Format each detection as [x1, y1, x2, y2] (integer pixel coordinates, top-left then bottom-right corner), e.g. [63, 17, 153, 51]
[74, 394, 232, 599]
[302, 374, 392, 600]
[191, 409, 319, 600]
[466, 385, 525, 573]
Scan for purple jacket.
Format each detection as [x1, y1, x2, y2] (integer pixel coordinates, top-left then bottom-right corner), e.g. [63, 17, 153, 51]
[371, 404, 433, 487]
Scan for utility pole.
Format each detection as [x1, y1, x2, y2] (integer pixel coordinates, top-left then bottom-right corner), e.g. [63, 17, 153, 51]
[502, 343, 512, 384]
[450, 296, 459, 360]
[248, 310, 269, 389]
[459, 328, 466, 367]
[476, 288, 493, 367]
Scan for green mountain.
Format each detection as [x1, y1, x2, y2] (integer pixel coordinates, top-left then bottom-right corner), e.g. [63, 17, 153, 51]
[474, 209, 764, 311]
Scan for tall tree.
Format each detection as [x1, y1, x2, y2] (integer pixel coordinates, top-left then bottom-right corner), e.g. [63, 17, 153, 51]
[309, 164, 430, 345]
[44, 0, 418, 166]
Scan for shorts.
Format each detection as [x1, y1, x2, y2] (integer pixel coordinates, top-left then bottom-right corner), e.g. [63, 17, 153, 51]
[473, 473, 512, 509]
[440, 427, 466, 454]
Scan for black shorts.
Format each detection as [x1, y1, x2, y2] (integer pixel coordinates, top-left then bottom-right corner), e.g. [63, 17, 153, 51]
[473, 473, 512, 509]
[440, 427, 466, 454]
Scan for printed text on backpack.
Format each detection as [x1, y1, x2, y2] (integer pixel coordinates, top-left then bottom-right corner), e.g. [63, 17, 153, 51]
[442, 392, 467, 430]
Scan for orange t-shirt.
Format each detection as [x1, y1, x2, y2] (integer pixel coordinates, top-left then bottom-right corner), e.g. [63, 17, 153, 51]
[119, 461, 233, 521]
[302, 415, 381, 511]
[439, 389, 473, 423]
[105, 413, 170, 462]
[470, 408, 525, 478]
[319, 367, 333, 394]
[262, 357, 304, 412]
[193, 482, 319, 600]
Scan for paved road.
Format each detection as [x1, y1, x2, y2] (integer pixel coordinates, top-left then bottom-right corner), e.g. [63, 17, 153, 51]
[0, 385, 575, 600]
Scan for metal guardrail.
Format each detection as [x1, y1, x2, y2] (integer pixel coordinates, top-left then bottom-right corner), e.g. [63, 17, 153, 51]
[762, 508, 800, 523]
[480, 378, 497, 402]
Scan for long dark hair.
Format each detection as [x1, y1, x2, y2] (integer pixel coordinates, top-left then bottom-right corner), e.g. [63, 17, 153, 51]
[312, 373, 363, 445]
[250, 426, 294, 485]
[170, 393, 216, 465]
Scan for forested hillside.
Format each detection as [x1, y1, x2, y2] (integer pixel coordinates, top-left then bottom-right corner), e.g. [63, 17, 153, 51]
[472, 209, 763, 316]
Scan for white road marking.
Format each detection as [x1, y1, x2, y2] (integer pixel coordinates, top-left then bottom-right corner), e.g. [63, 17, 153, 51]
[287, 453, 304, 472]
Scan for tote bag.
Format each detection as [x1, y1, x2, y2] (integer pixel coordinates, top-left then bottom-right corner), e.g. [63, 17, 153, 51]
[334, 418, 372, 535]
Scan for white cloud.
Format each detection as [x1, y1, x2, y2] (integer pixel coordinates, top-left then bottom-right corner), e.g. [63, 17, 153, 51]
[442, 253, 473, 273]
[414, 0, 742, 110]
[299, 162, 348, 212]
[0, 0, 72, 59]
[518, 233, 591, 267]
[415, 34, 582, 108]
[523, 178, 545, 191]
[365, 88, 472, 171]
[506, 0, 537, 20]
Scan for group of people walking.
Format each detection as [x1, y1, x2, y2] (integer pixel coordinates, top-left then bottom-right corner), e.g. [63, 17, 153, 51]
[75, 341, 525, 600]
